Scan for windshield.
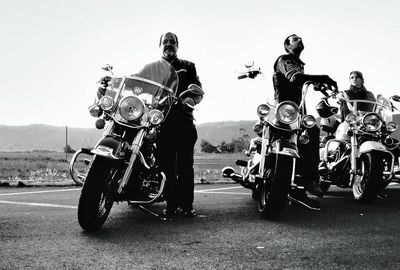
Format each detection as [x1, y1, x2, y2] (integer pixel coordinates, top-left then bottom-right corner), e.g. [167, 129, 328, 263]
[346, 99, 393, 122]
[104, 59, 178, 119]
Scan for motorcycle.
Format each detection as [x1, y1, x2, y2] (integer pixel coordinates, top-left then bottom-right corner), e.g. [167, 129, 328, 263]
[222, 64, 335, 219]
[318, 92, 398, 202]
[384, 95, 400, 181]
[69, 60, 202, 231]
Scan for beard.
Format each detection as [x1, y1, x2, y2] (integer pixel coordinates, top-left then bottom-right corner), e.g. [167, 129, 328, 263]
[163, 47, 176, 59]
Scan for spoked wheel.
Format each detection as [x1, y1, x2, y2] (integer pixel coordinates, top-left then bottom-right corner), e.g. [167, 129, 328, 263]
[77, 156, 117, 231]
[258, 155, 293, 219]
[352, 152, 384, 203]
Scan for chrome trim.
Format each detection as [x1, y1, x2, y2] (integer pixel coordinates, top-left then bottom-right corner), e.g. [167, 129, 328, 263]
[127, 172, 166, 204]
[91, 146, 121, 160]
[108, 113, 150, 129]
[117, 129, 146, 194]
[138, 151, 151, 170]
[258, 125, 270, 178]
[69, 149, 88, 184]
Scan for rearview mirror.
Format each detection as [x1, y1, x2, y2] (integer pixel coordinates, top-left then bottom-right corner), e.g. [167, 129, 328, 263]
[245, 61, 254, 69]
[101, 64, 114, 74]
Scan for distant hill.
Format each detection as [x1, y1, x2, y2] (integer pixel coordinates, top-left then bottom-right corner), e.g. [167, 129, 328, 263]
[1, 115, 399, 152]
[0, 124, 103, 152]
[0, 121, 256, 152]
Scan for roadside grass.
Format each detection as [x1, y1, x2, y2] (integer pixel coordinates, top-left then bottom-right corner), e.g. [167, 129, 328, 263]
[0, 151, 247, 184]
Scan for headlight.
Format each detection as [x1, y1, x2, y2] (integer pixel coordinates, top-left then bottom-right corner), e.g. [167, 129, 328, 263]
[345, 113, 357, 125]
[257, 104, 270, 118]
[89, 105, 102, 117]
[119, 96, 144, 121]
[387, 121, 398, 132]
[253, 122, 263, 134]
[276, 101, 299, 124]
[362, 113, 382, 132]
[148, 109, 164, 125]
[99, 96, 114, 111]
[301, 115, 316, 128]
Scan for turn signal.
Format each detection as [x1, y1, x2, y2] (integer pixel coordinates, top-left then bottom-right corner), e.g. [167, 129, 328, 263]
[95, 119, 106, 129]
[298, 131, 310, 144]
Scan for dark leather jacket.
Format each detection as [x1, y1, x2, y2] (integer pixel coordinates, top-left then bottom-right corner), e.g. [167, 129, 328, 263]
[273, 54, 305, 105]
[166, 57, 202, 124]
[340, 86, 376, 121]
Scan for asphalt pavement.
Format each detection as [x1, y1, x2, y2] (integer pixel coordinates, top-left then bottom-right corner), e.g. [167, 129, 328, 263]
[1, 183, 400, 270]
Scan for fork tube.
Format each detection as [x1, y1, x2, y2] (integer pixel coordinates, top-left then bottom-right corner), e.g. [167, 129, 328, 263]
[259, 126, 270, 177]
[350, 135, 359, 177]
[117, 129, 146, 194]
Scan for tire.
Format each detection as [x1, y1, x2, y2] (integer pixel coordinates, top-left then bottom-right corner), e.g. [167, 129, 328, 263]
[352, 152, 384, 203]
[258, 155, 293, 219]
[77, 156, 116, 231]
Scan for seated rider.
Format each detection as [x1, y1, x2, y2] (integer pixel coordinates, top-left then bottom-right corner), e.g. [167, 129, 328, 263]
[334, 71, 376, 142]
[339, 71, 376, 122]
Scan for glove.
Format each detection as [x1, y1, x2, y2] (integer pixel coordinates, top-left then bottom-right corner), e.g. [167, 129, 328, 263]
[322, 75, 338, 90]
[182, 97, 195, 108]
[306, 75, 337, 91]
[100, 76, 112, 87]
[97, 76, 112, 99]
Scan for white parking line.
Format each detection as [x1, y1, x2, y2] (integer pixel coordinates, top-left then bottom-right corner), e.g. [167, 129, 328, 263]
[196, 186, 250, 195]
[196, 191, 250, 195]
[0, 200, 77, 209]
[0, 188, 81, 197]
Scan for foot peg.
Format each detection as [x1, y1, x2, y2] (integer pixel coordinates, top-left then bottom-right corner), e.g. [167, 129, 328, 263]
[222, 166, 244, 183]
[236, 160, 248, 167]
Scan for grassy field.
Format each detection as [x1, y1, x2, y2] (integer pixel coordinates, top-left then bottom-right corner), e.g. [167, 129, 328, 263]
[0, 151, 247, 184]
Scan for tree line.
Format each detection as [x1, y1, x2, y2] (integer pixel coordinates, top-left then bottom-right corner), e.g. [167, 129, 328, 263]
[200, 128, 251, 153]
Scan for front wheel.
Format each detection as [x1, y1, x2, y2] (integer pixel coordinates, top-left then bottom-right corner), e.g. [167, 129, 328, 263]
[352, 152, 384, 203]
[258, 155, 293, 219]
[77, 156, 117, 231]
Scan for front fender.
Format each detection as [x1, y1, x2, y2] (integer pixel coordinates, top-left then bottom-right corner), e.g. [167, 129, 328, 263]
[359, 141, 389, 154]
[270, 140, 300, 158]
[91, 136, 128, 159]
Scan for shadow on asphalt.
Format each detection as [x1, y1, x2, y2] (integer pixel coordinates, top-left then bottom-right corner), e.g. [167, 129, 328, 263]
[75, 185, 400, 239]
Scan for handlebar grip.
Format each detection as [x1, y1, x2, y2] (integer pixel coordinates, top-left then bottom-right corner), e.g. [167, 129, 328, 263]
[238, 73, 248, 80]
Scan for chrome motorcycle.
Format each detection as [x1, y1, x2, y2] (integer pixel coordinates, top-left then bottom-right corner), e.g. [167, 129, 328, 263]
[222, 65, 332, 219]
[318, 93, 398, 202]
[69, 60, 199, 231]
[384, 95, 400, 182]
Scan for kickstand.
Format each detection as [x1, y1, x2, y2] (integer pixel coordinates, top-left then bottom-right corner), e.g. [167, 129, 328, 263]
[134, 204, 171, 221]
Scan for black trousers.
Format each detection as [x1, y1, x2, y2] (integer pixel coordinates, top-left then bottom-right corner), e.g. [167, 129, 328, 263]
[157, 121, 198, 210]
[296, 125, 320, 185]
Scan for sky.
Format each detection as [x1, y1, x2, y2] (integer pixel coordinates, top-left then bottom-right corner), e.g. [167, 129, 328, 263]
[1, 0, 399, 128]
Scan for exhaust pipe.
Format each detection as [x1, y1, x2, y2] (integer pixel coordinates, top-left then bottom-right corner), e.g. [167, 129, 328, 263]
[222, 166, 244, 184]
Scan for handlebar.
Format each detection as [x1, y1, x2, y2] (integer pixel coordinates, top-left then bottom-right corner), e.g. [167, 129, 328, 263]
[238, 73, 248, 80]
[237, 69, 261, 80]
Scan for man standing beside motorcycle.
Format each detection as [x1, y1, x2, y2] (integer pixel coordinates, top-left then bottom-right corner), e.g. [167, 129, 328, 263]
[273, 34, 338, 210]
[157, 32, 204, 218]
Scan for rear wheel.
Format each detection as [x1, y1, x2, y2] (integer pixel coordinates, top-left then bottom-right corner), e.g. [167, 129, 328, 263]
[258, 155, 293, 219]
[77, 156, 117, 231]
[352, 152, 384, 203]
